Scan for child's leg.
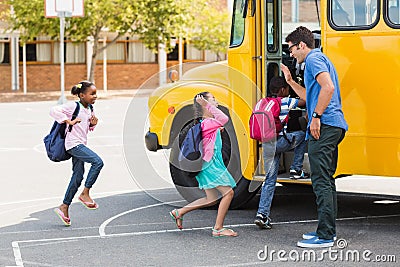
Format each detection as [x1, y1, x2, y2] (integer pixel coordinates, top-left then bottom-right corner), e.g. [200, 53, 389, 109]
[60, 156, 85, 217]
[67, 144, 103, 202]
[289, 131, 307, 171]
[257, 152, 281, 217]
[178, 188, 219, 216]
[214, 186, 234, 230]
[171, 189, 219, 229]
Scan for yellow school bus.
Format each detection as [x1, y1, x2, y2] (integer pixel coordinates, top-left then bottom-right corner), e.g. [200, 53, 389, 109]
[145, 0, 400, 207]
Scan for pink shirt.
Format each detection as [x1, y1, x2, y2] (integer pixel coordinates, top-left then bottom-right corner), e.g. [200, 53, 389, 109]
[201, 104, 229, 162]
[50, 102, 96, 151]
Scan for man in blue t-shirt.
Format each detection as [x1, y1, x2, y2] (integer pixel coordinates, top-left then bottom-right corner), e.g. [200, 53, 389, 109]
[281, 26, 348, 248]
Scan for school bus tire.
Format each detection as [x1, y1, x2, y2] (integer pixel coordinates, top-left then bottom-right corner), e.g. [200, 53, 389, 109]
[168, 108, 258, 209]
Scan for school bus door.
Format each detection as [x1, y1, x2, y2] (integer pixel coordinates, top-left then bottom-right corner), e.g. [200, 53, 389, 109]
[264, 0, 283, 94]
[254, 0, 283, 177]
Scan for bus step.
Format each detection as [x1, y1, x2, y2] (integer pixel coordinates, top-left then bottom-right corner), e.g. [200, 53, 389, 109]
[252, 175, 266, 182]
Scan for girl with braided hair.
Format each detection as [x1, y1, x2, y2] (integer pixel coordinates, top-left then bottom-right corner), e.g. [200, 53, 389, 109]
[50, 81, 103, 226]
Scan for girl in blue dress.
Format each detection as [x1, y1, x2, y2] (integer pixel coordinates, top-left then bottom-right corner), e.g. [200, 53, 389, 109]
[169, 92, 237, 237]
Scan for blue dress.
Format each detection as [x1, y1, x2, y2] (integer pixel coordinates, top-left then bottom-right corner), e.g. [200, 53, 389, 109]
[196, 130, 237, 189]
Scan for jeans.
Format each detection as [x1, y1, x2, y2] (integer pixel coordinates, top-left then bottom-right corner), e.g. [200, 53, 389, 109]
[257, 131, 307, 217]
[64, 144, 104, 205]
[308, 124, 345, 240]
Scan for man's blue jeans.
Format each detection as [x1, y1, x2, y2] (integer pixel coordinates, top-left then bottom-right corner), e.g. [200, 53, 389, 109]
[257, 131, 307, 217]
[64, 144, 104, 205]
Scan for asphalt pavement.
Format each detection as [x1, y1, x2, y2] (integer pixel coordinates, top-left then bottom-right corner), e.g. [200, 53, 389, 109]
[0, 96, 399, 267]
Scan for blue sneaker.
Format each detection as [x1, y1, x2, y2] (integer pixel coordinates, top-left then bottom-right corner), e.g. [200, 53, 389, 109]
[297, 236, 334, 248]
[302, 231, 337, 241]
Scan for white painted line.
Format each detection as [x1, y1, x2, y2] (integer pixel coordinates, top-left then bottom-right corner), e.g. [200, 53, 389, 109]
[14, 234, 101, 245]
[373, 200, 399, 204]
[33, 144, 45, 154]
[33, 143, 122, 154]
[0, 203, 54, 216]
[1, 221, 174, 236]
[11, 235, 104, 265]
[0, 189, 139, 206]
[11, 213, 400, 266]
[271, 214, 400, 225]
[91, 144, 123, 148]
[21, 239, 79, 248]
[12, 241, 23, 267]
[206, 261, 269, 266]
[336, 214, 400, 221]
[89, 135, 122, 139]
[0, 148, 31, 152]
[98, 200, 184, 237]
[21, 218, 39, 222]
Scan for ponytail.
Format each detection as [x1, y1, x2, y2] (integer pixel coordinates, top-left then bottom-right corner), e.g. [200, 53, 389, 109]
[71, 81, 94, 96]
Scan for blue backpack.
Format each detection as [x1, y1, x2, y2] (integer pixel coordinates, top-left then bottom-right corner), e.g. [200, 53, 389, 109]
[43, 102, 82, 162]
[178, 122, 203, 176]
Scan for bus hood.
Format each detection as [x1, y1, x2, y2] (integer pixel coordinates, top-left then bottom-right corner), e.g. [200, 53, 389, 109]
[181, 60, 229, 86]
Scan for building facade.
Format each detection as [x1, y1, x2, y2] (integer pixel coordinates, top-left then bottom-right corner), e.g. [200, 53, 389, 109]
[0, 0, 317, 92]
[0, 2, 226, 92]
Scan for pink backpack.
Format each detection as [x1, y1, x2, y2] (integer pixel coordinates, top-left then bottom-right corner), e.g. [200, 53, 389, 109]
[249, 97, 284, 142]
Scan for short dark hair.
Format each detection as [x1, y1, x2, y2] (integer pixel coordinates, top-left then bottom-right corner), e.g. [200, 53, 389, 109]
[269, 76, 288, 95]
[285, 26, 315, 49]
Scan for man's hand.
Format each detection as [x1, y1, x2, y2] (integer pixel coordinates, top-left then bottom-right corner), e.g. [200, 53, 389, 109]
[280, 63, 294, 84]
[310, 118, 321, 140]
[280, 63, 307, 101]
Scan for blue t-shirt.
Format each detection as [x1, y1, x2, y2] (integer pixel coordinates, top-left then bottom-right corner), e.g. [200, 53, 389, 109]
[304, 49, 348, 138]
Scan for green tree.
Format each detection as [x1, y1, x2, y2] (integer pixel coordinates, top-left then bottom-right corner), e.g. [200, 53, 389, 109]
[186, 0, 231, 61]
[136, 0, 186, 53]
[1, 0, 229, 84]
[1, 1, 59, 40]
[67, 0, 140, 81]
[2, 0, 183, 81]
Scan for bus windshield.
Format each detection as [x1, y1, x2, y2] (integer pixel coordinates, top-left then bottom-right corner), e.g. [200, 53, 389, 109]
[230, 0, 246, 47]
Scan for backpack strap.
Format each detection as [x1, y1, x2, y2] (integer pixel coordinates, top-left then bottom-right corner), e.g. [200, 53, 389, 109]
[67, 102, 80, 132]
[275, 97, 292, 144]
[275, 97, 289, 125]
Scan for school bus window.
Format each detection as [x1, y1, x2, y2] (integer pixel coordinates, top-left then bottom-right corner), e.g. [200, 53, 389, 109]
[230, 0, 246, 47]
[387, 0, 400, 24]
[266, 0, 277, 52]
[330, 0, 379, 28]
